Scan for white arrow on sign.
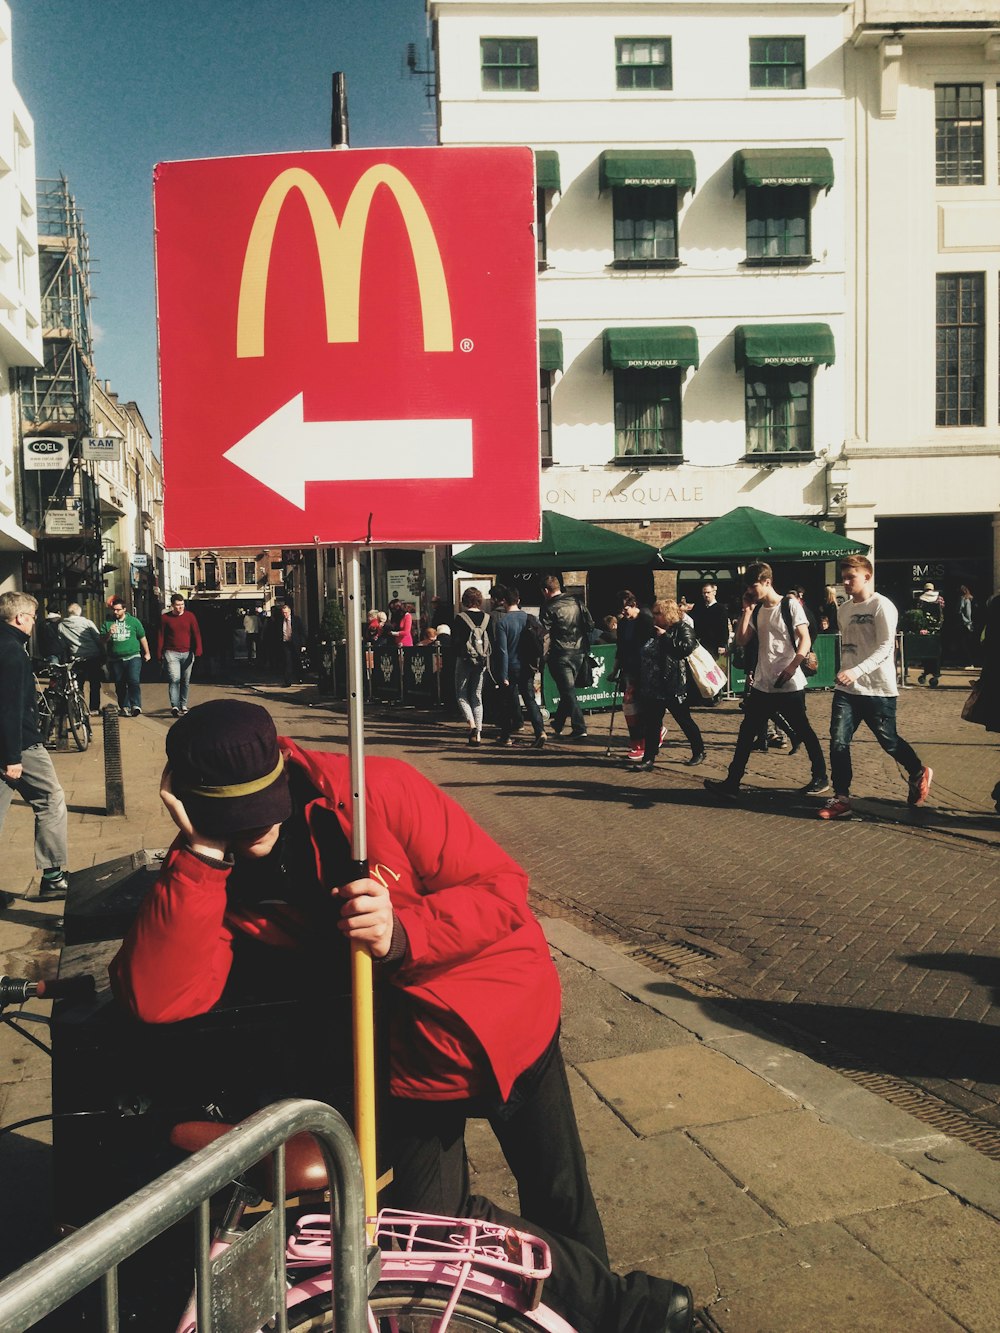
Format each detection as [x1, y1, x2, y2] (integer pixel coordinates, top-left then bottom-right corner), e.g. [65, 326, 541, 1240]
[223, 393, 474, 509]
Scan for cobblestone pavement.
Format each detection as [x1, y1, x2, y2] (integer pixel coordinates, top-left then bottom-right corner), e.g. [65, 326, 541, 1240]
[341, 670, 1000, 1132]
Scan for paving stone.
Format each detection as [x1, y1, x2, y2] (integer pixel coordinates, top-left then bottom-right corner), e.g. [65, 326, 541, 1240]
[691, 1111, 945, 1226]
[581, 1045, 796, 1135]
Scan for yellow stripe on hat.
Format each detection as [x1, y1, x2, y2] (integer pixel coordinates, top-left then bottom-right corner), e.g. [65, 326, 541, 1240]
[186, 756, 285, 799]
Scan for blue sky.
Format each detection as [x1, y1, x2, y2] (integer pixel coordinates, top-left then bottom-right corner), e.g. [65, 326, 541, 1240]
[12, 0, 433, 449]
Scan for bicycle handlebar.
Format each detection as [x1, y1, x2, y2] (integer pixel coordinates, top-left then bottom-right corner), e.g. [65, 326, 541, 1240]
[0, 975, 95, 1008]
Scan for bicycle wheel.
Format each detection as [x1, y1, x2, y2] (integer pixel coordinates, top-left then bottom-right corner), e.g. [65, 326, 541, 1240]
[39, 691, 58, 746]
[67, 690, 90, 751]
[288, 1279, 547, 1332]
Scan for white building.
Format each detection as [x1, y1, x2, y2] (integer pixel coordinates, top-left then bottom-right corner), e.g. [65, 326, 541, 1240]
[846, 0, 1000, 611]
[432, 0, 851, 602]
[0, 0, 42, 592]
[431, 0, 1000, 625]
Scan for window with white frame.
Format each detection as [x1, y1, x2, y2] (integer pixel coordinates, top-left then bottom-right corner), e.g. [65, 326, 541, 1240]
[936, 84, 984, 185]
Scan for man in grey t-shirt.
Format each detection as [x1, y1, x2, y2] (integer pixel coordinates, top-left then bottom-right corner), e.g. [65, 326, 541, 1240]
[818, 555, 932, 820]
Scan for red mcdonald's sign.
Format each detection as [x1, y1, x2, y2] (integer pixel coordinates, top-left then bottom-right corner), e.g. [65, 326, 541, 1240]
[154, 146, 540, 548]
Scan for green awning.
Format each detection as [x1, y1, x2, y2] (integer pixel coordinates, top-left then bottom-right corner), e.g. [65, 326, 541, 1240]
[539, 328, 563, 372]
[452, 510, 662, 573]
[734, 323, 835, 369]
[535, 150, 561, 192]
[659, 506, 868, 566]
[603, 326, 699, 371]
[599, 149, 696, 194]
[733, 148, 834, 194]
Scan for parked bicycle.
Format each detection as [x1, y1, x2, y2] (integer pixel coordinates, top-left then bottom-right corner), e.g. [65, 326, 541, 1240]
[171, 1115, 569, 1333]
[35, 660, 91, 752]
[0, 976, 577, 1333]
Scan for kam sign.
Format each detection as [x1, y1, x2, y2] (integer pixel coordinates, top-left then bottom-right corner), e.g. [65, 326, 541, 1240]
[154, 147, 540, 548]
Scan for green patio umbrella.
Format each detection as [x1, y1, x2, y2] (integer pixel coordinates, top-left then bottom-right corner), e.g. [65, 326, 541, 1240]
[658, 506, 868, 567]
[452, 510, 661, 573]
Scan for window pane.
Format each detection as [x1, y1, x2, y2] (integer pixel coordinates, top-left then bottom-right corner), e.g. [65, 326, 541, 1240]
[936, 272, 984, 426]
[243, 561, 256, 584]
[746, 185, 810, 258]
[614, 368, 682, 456]
[613, 186, 677, 261]
[616, 37, 672, 90]
[481, 37, 538, 91]
[749, 36, 805, 90]
[745, 371, 812, 453]
[935, 84, 983, 185]
[540, 372, 553, 461]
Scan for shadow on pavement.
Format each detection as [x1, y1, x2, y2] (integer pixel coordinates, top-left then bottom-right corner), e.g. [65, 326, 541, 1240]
[695, 991, 1000, 1098]
[903, 951, 1000, 1004]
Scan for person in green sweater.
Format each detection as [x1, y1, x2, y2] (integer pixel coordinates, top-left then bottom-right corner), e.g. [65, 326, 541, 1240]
[102, 598, 151, 717]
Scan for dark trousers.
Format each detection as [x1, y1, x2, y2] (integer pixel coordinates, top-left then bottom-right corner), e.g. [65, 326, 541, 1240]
[281, 641, 300, 686]
[829, 691, 922, 797]
[548, 651, 586, 734]
[384, 1035, 682, 1333]
[642, 696, 703, 763]
[500, 668, 543, 740]
[727, 688, 826, 785]
[72, 657, 103, 711]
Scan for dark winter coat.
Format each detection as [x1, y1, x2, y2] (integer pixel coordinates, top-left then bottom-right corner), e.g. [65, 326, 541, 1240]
[0, 619, 42, 765]
[639, 622, 697, 705]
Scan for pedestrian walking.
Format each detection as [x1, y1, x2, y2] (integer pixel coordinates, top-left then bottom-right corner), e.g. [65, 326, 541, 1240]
[158, 593, 203, 716]
[0, 591, 70, 906]
[817, 556, 934, 820]
[493, 586, 545, 748]
[614, 591, 656, 761]
[629, 600, 705, 771]
[705, 562, 829, 802]
[452, 587, 491, 745]
[58, 601, 104, 714]
[973, 593, 1000, 814]
[540, 575, 593, 740]
[278, 603, 307, 686]
[102, 597, 151, 717]
[243, 606, 262, 664]
[958, 585, 976, 668]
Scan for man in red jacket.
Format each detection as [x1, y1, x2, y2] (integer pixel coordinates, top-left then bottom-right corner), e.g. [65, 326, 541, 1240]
[156, 594, 203, 716]
[111, 700, 692, 1333]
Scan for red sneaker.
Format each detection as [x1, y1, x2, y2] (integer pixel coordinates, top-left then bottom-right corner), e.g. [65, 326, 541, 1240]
[908, 766, 933, 807]
[818, 797, 852, 820]
[626, 741, 644, 762]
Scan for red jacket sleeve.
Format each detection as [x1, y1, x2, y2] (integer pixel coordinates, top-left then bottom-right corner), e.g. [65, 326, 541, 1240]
[366, 759, 537, 981]
[109, 842, 236, 1023]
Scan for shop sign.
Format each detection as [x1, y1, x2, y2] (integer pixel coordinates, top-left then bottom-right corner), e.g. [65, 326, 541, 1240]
[24, 436, 70, 471]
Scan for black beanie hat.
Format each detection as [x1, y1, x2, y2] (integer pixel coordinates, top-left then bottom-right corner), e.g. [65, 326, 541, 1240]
[166, 700, 292, 836]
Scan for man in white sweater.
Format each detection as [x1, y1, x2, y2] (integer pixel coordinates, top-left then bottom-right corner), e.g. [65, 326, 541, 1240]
[819, 555, 933, 820]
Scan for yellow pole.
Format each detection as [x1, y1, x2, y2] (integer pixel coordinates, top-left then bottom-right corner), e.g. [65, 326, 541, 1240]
[351, 942, 377, 1220]
[343, 543, 378, 1226]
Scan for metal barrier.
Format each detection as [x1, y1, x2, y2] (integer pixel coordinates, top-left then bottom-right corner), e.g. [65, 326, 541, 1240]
[369, 646, 444, 707]
[0, 1098, 373, 1333]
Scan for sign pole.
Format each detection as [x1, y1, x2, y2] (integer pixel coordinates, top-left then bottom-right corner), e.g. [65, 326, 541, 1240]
[342, 541, 377, 1220]
[328, 72, 377, 1222]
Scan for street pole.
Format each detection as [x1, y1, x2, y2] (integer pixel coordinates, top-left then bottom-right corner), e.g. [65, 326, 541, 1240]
[330, 72, 378, 1223]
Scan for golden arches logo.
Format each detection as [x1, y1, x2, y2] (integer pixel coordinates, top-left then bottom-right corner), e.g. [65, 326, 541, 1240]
[236, 165, 454, 358]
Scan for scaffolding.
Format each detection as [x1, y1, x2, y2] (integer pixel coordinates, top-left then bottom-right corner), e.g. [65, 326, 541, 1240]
[19, 177, 103, 616]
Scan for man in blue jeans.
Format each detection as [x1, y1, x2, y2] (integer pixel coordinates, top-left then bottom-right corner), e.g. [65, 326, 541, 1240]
[819, 555, 933, 820]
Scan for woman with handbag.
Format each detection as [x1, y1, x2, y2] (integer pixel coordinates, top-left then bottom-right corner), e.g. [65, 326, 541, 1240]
[629, 599, 705, 772]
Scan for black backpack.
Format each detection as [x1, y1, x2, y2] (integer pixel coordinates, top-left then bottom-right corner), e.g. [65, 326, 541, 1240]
[520, 614, 545, 670]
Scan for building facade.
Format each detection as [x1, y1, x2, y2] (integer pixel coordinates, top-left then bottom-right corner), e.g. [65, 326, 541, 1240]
[431, 0, 1000, 632]
[847, 1, 1000, 616]
[0, 0, 42, 594]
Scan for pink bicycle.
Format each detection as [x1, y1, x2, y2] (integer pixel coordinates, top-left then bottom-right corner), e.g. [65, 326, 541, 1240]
[170, 1118, 579, 1333]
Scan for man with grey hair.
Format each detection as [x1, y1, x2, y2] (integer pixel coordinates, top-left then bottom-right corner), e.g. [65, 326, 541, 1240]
[58, 601, 104, 714]
[0, 590, 70, 906]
